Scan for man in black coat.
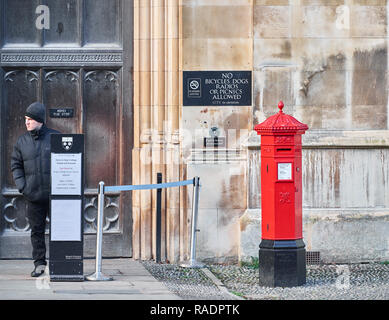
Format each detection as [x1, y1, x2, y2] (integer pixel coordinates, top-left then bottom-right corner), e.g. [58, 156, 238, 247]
[11, 102, 60, 277]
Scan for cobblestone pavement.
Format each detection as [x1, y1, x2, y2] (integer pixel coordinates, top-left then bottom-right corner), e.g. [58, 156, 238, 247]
[142, 261, 237, 300]
[142, 261, 389, 300]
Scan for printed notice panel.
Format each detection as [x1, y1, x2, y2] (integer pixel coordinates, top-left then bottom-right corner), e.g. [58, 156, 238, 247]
[278, 163, 292, 180]
[183, 71, 252, 106]
[51, 153, 82, 195]
[50, 199, 81, 241]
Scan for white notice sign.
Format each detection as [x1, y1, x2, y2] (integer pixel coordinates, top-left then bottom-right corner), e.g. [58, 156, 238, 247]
[50, 199, 81, 241]
[51, 153, 82, 195]
[278, 163, 292, 180]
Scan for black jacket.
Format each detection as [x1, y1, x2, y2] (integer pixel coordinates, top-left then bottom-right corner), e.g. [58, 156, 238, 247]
[11, 125, 60, 203]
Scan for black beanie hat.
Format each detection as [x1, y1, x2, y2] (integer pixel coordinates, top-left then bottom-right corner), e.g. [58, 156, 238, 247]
[25, 102, 45, 124]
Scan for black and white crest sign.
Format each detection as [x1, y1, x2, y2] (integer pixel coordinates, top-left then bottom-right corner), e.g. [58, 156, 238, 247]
[62, 137, 73, 150]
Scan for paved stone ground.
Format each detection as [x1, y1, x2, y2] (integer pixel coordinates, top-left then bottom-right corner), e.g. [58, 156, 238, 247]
[0, 259, 180, 300]
[142, 261, 389, 300]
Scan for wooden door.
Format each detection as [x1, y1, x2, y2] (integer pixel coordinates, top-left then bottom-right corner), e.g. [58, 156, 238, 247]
[0, 0, 133, 258]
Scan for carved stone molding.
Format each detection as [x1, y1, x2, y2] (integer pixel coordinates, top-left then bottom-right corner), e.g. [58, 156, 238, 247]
[84, 195, 120, 233]
[3, 197, 29, 232]
[84, 70, 119, 83]
[44, 70, 79, 82]
[4, 69, 40, 83]
[1, 51, 123, 66]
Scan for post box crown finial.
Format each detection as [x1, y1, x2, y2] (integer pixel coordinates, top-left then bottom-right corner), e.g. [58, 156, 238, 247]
[278, 101, 284, 113]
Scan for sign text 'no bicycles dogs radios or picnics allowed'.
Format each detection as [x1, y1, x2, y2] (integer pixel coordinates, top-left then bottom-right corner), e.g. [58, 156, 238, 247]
[50, 134, 84, 281]
[183, 71, 252, 107]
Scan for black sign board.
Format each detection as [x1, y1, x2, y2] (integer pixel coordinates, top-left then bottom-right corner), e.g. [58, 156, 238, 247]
[204, 137, 226, 148]
[183, 71, 252, 106]
[50, 134, 84, 281]
[49, 108, 74, 118]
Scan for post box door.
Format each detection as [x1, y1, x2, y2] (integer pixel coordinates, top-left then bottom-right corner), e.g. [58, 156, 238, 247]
[274, 181, 297, 239]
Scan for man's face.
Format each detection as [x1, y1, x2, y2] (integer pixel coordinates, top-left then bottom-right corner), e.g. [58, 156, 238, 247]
[25, 116, 42, 131]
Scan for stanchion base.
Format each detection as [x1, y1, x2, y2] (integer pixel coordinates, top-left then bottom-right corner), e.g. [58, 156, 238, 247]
[85, 272, 113, 281]
[180, 260, 205, 269]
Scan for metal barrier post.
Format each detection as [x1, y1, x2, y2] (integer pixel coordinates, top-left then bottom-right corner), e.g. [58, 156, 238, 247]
[156, 173, 162, 263]
[181, 176, 204, 268]
[86, 181, 113, 281]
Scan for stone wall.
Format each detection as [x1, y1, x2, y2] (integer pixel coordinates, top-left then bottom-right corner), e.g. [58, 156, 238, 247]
[182, 0, 253, 263]
[245, 136, 389, 263]
[182, 0, 389, 263]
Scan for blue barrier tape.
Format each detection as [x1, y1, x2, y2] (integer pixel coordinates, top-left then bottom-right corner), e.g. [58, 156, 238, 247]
[104, 179, 194, 193]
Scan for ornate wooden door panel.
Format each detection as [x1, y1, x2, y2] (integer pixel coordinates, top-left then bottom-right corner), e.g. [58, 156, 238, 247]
[0, 0, 133, 258]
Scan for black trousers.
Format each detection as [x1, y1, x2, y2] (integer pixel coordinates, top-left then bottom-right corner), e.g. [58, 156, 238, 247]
[27, 200, 49, 267]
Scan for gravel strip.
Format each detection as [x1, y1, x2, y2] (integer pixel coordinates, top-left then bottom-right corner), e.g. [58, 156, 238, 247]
[209, 263, 389, 300]
[141, 261, 237, 300]
[142, 261, 389, 300]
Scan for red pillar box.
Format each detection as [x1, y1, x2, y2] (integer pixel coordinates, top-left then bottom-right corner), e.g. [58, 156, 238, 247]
[254, 101, 308, 287]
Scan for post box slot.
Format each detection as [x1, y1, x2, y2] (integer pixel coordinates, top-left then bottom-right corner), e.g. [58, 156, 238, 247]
[277, 148, 292, 152]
